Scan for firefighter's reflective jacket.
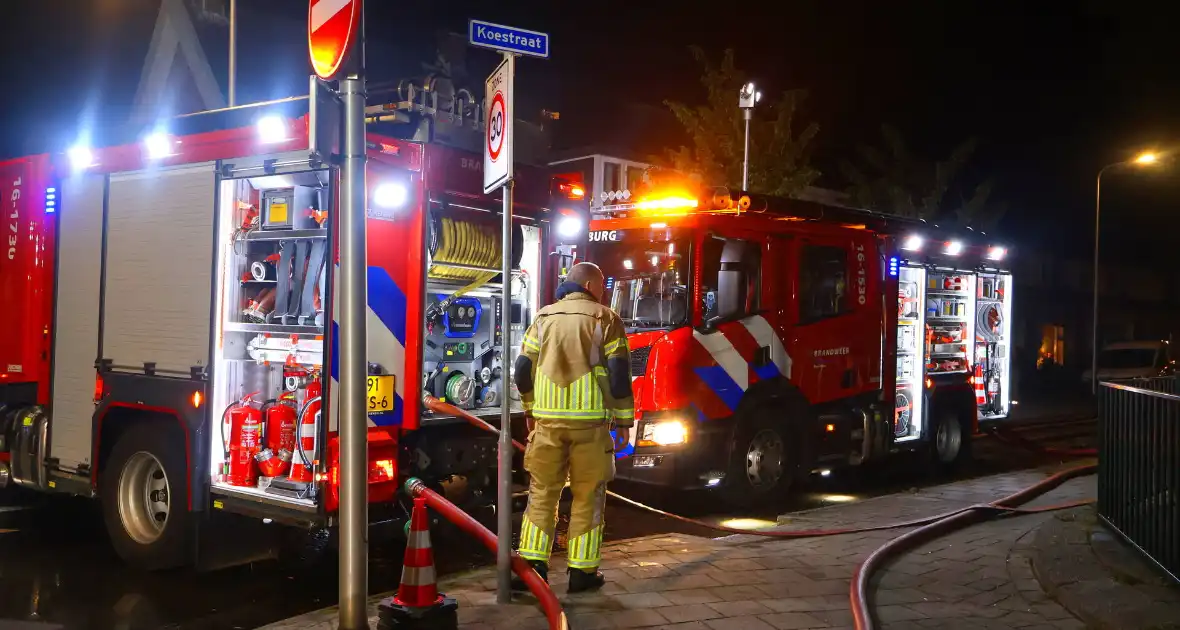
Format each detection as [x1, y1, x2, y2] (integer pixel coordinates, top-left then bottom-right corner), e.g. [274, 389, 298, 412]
[513, 289, 634, 426]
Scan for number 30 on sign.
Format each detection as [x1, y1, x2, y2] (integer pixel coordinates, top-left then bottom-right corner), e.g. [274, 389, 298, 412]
[366, 375, 395, 413]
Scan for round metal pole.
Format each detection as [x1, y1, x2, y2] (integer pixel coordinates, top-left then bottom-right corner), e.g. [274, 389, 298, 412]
[228, 0, 237, 107]
[338, 74, 370, 630]
[1092, 163, 1120, 396]
[496, 178, 515, 604]
[742, 110, 752, 191]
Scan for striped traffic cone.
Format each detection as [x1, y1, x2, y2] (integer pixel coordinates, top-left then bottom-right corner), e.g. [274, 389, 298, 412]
[973, 364, 986, 405]
[377, 497, 458, 629]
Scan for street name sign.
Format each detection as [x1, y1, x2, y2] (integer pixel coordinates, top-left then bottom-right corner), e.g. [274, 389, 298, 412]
[468, 19, 550, 59]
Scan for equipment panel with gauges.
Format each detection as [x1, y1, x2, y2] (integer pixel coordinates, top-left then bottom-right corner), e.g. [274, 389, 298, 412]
[441, 297, 482, 338]
[423, 293, 505, 411]
[419, 208, 543, 415]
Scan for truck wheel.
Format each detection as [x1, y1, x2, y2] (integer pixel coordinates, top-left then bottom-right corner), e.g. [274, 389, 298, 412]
[929, 408, 973, 474]
[720, 403, 806, 509]
[101, 424, 190, 570]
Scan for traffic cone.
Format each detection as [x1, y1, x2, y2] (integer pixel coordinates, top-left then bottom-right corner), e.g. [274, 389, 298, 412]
[377, 496, 458, 630]
[973, 364, 986, 405]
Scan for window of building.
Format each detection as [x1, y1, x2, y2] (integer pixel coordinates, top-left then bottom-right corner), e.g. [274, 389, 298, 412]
[798, 245, 848, 321]
[602, 161, 621, 194]
[626, 166, 646, 192]
[1037, 324, 1065, 368]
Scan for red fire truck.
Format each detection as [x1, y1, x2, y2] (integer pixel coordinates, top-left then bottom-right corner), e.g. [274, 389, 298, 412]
[580, 184, 1014, 506]
[0, 95, 584, 569]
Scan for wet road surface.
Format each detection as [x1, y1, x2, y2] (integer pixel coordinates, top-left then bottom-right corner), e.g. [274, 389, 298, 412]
[0, 411, 1095, 629]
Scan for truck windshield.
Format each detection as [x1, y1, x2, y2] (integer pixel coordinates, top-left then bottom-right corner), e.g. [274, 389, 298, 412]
[1098, 348, 1159, 370]
[587, 229, 690, 329]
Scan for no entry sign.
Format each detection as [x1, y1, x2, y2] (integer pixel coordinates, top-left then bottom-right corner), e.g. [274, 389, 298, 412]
[483, 56, 514, 193]
[308, 0, 362, 80]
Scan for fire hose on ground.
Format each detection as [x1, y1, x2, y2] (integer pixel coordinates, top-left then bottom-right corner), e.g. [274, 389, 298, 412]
[423, 396, 1094, 539]
[849, 462, 1097, 630]
[985, 425, 1098, 457]
[421, 396, 1096, 628]
[403, 476, 570, 630]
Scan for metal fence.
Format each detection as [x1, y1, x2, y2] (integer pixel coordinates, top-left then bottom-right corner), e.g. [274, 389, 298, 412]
[1118, 375, 1180, 395]
[1098, 381, 1180, 584]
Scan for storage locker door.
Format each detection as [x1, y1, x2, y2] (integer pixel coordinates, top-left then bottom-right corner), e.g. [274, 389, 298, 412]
[50, 174, 106, 470]
[103, 163, 216, 375]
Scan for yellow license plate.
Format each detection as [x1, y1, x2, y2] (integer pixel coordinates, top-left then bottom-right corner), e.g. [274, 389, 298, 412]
[367, 375, 396, 414]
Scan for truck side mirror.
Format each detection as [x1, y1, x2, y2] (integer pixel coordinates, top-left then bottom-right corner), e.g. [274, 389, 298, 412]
[715, 240, 751, 320]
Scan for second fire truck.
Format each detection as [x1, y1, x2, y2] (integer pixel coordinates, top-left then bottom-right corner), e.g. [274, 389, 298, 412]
[579, 183, 1014, 506]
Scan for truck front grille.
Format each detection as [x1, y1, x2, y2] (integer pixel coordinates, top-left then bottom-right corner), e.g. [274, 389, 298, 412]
[630, 345, 651, 376]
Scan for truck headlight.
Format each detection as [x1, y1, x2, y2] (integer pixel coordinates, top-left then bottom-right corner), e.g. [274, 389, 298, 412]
[639, 419, 688, 446]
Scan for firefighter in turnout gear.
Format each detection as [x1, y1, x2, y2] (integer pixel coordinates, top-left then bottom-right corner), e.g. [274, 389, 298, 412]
[512, 262, 634, 593]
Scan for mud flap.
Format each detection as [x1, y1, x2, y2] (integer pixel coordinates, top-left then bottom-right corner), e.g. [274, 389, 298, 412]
[193, 507, 283, 572]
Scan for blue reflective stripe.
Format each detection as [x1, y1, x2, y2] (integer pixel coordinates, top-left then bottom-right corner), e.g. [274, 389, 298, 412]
[368, 266, 407, 345]
[694, 365, 744, 411]
[332, 322, 405, 428]
[753, 361, 781, 381]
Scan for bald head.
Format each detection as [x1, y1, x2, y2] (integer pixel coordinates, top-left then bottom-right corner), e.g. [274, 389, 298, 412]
[568, 262, 605, 301]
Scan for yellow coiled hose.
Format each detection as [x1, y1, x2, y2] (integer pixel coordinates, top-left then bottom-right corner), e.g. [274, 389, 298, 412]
[429, 217, 500, 297]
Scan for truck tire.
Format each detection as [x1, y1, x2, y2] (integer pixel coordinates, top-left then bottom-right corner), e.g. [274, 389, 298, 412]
[719, 397, 809, 509]
[101, 424, 190, 570]
[928, 406, 973, 474]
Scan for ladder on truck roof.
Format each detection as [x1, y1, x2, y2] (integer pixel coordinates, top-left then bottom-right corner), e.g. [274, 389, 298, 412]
[363, 75, 553, 164]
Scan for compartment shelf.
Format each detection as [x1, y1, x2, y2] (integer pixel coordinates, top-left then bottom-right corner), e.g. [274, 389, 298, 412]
[244, 228, 328, 242]
[224, 322, 324, 335]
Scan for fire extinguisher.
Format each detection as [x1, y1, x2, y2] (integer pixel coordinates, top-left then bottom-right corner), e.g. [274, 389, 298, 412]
[289, 379, 322, 483]
[221, 392, 263, 487]
[258, 394, 297, 478]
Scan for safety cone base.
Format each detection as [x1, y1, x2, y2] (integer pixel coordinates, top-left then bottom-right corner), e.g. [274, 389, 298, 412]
[377, 595, 458, 630]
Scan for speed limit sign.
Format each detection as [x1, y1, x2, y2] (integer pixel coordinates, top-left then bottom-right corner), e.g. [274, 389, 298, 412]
[487, 92, 506, 160]
[483, 55, 514, 193]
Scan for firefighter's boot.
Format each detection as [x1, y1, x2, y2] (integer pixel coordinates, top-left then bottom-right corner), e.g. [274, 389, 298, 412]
[510, 560, 548, 591]
[567, 567, 606, 593]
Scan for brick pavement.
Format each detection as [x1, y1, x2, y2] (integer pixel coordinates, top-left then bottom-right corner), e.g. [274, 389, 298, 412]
[261, 470, 1095, 630]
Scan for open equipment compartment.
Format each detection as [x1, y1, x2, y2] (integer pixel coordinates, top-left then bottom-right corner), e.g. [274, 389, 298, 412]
[924, 268, 975, 377]
[895, 264, 926, 441]
[209, 163, 332, 509]
[974, 271, 1013, 419]
[420, 200, 543, 421]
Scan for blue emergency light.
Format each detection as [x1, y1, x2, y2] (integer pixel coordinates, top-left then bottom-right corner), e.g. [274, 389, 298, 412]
[45, 187, 56, 214]
[888, 256, 899, 277]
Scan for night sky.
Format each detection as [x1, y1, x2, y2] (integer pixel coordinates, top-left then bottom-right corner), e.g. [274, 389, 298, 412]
[2, 0, 1178, 259]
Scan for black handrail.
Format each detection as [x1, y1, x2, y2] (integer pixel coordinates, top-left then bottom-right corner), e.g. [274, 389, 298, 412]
[1097, 380, 1180, 584]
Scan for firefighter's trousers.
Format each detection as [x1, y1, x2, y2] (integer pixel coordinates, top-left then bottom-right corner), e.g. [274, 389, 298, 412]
[517, 418, 616, 571]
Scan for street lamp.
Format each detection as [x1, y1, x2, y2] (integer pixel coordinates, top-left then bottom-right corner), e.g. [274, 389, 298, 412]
[1091, 151, 1160, 394]
[738, 82, 761, 191]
